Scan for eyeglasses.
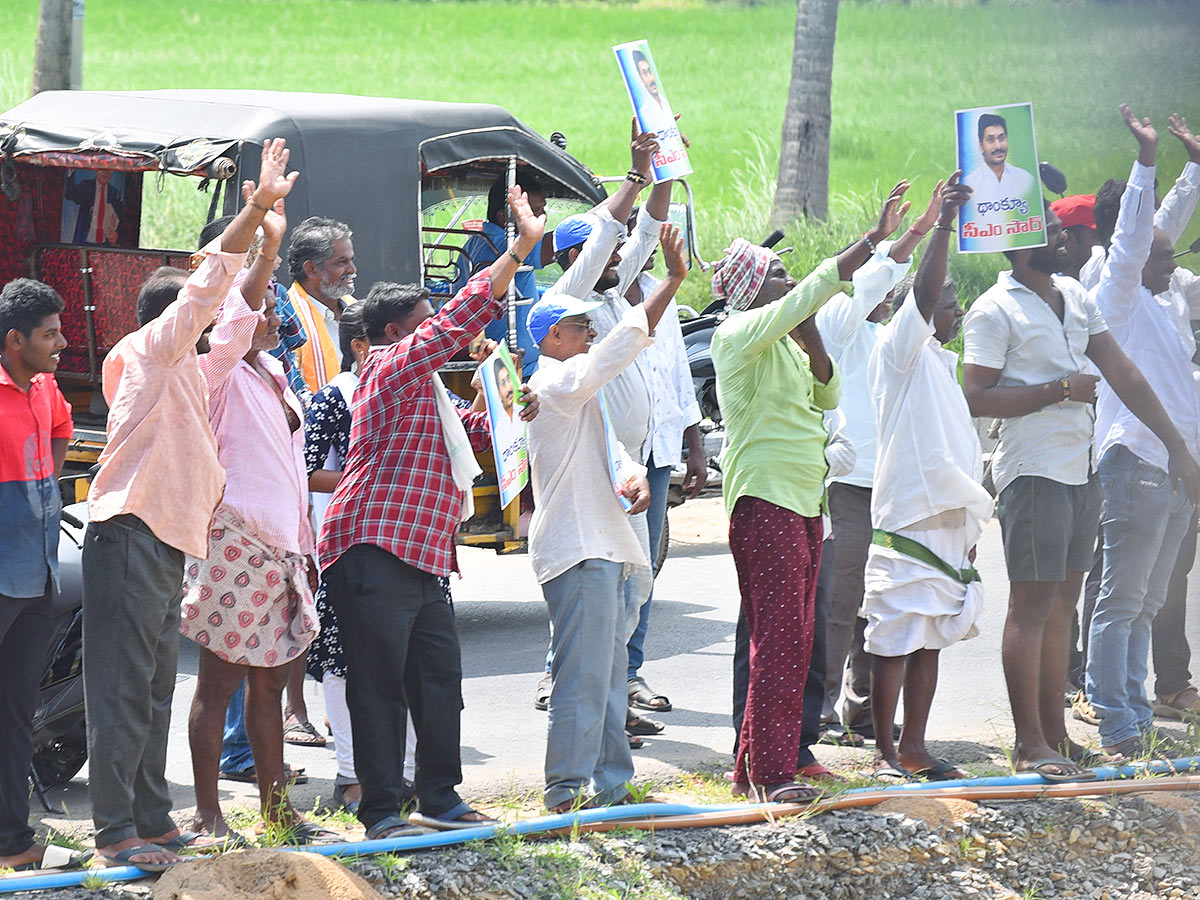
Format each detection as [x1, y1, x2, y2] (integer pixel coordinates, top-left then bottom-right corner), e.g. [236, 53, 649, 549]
[558, 318, 595, 332]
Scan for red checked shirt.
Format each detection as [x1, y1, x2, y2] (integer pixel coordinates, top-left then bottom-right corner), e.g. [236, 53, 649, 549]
[318, 271, 500, 577]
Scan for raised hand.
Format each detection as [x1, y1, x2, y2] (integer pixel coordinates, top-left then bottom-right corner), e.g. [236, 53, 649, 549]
[1168, 114, 1200, 165]
[912, 178, 946, 235]
[1121, 104, 1157, 165]
[875, 180, 913, 240]
[253, 138, 300, 205]
[659, 223, 688, 282]
[630, 119, 661, 176]
[937, 170, 971, 226]
[508, 185, 546, 248]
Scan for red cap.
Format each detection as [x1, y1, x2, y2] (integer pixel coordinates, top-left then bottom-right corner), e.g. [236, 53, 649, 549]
[1050, 194, 1096, 230]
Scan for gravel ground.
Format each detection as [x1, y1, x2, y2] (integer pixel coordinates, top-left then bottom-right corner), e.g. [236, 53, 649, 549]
[8, 789, 1199, 900]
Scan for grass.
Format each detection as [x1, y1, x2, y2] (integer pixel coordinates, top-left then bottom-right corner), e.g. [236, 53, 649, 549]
[1, 0, 1199, 306]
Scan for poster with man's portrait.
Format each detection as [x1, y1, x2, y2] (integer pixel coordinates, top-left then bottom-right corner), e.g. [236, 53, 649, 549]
[955, 102, 1047, 254]
[613, 39, 692, 183]
[61, 168, 129, 245]
[481, 342, 529, 509]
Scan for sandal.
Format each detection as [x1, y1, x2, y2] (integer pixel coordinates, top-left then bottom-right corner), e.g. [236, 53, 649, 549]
[866, 765, 914, 783]
[732, 781, 821, 803]
[910, 758, 968, 782]
[100, 845, 182, 873]
[283, 716, 327, 747]
[408, 802, 499, 831]
[219, 763, 307, 785]
[281, 821, 340, 846]
[152, 830, 241, 853]
[365, 814, 429, 840]
[628, 676, 672, 712]
[533, 673, 552, 712]
[11, 845, 93, 871]
[628, 734, 644, 750]
[1015, 757, 1097, 783]
[625, 712, 665, 736]
[796, 763, 842, 783]
[1154, 685, 1200, 719]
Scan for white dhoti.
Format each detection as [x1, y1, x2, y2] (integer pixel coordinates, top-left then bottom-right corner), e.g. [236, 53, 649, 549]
[862, 508, 983, 658]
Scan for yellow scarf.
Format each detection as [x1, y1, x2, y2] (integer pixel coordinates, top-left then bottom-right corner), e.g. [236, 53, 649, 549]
[289, 282, 356, 393]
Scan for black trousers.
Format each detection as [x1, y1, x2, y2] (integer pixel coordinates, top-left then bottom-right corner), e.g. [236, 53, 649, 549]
[732, 538, 832, 768]
[0, 584, 53, 857]
[325, 544, 464, 829]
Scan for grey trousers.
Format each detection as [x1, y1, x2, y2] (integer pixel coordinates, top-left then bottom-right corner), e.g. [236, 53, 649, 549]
[825, 482, 874, 728]
[82, 515, 183, 846]
[542, 559, 634, 809]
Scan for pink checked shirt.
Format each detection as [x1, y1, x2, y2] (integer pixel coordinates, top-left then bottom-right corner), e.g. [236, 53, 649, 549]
[89, 245, 245, 558]
[199, 297, 314, 556]
[318, 271, 500, 577]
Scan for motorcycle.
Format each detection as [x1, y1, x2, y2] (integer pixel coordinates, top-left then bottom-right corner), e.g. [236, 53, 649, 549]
[29, 496, 89, 810]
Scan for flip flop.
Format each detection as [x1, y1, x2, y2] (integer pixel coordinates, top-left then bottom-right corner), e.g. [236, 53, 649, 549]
[625, 713, 665, 736]
[219, 763, 308, 785]
[866, 765, 914, 783]
[628, 734, 644, 750]
[732, 781, 821, 804]
[282, 822, 340, 846]
[12, 846, 93, 871]
[366, 814, 431, 840]
[151, 830, 233, 853]
[796, 763, 842, 783]
[100, 845, 182, 872]
[628, 677, 672, 712]
[283, 717, 327, 747]
[408, 803, 499, 831]
[1016, 757, 1097, 784]
[533, 673, 552, 712]
[911, 759, 968, 782]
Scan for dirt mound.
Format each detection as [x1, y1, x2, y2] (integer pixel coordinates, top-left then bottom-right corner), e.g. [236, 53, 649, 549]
[152, 849, 382, 900]
[870, 796, 978, 828]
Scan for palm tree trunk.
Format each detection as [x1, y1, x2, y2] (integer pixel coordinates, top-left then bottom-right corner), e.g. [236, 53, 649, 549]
[771, 0, 839, 227]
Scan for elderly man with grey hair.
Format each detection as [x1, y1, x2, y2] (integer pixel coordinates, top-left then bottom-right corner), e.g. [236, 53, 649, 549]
[288, 216, 358, 395]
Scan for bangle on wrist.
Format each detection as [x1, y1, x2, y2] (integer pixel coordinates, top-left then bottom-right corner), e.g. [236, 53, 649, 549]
[862, 232, 878, 254]
[626, 169, 648, 186]
[934, 223, 955, 232]
[259, 253, 281, 269]
[507, 248, 522, 264]
[1060, 377, 1071, 402]
[248, 198, 270, 213]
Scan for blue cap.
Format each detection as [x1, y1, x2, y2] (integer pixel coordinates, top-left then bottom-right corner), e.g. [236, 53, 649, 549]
[552, 215, 595, 253]
[527, 294, 603, 345]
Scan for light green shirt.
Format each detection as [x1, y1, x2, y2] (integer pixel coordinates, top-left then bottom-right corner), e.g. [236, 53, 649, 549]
[712, 257, 847, 518]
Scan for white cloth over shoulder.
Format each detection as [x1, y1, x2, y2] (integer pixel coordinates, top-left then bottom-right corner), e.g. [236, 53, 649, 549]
[862, 510, 983, 657]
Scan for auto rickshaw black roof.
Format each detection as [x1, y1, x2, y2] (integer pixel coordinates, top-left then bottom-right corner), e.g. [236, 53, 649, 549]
[0, 89, 606, 289]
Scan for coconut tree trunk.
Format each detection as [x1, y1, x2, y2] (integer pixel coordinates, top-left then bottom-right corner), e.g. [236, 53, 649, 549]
[32, 0, 73, 94]
[771, 0, 839, 226]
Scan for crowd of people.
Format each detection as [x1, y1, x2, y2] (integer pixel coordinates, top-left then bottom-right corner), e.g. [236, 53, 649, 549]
[1, 104, 1198, 872]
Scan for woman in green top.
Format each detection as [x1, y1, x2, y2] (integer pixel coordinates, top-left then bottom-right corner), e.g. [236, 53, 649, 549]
[710, 188, 909, 803]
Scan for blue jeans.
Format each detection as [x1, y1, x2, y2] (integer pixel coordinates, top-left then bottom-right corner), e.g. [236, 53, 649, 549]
[542, 559, 633, 809]
[220, 680, 254, 774]
[1086, 445, 1194, 746]
[626, 458, 673, 679]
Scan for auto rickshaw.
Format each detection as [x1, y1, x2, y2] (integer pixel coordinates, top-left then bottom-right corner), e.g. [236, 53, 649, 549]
[0, 89, 622, 552]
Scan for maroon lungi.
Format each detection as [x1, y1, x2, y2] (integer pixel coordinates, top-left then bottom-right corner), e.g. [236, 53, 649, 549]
[729, 495, 822, 785]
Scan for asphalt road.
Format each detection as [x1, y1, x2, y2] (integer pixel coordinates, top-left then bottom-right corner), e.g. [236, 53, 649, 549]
[36, 496, 1200, 832]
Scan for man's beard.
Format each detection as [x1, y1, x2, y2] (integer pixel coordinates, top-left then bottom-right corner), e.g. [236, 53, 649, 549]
[318, 272, 353, 300]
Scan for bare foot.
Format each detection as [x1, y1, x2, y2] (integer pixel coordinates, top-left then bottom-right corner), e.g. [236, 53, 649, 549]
[0, 843, 49, 869]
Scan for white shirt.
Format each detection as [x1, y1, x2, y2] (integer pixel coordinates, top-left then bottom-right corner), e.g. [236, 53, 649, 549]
[1079, 160, 1200, 292]
[1093, 161, 1200, 471]
[815, 241, 912, 488]
[963, 162, 1035, 216]
[631, 271, 702, 467]
[547, 206, 666, 462]
[963, 272, 1108, 494]
[526, 304, 651, 584]
[869, 297, 992, 533]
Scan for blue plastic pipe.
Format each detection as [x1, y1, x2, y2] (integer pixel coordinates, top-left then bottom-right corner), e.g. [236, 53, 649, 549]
[4, 756, 1197, 894]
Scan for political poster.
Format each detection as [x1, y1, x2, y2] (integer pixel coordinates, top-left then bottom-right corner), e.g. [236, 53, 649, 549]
[955, 102, 1047, 254]
[599, 389, 633, 512]
[613, 39, 692, 183]
[480, 342, 529, 509]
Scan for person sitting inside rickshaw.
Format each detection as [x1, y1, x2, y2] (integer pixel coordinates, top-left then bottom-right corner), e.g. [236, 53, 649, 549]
[456, 173, 554, 374]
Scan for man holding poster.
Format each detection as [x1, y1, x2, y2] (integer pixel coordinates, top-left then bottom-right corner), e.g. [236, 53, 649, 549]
[957, 104, 1046, 254]
[614, 40, 692, 183]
